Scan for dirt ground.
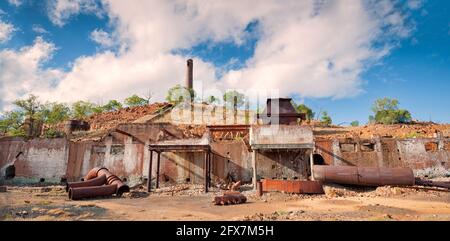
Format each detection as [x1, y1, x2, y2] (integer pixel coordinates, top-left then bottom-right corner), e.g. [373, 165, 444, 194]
[1, 183, 450, 221]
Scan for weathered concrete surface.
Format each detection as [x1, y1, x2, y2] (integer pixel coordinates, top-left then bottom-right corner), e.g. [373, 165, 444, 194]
[0, 138, 68, 183]
[250, 125, 313, 149]
[314, 137, 450, 177]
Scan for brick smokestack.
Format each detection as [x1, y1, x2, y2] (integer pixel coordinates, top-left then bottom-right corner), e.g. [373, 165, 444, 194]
[185, 59, 193, 90]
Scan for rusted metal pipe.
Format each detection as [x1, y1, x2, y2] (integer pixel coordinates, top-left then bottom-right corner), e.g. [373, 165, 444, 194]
[84, 167, 130, 195]
[65, 174, 107, 192]
[69, 185, 117, 200]
[313, 165, 415, 187]
[415, 178, 450, 189]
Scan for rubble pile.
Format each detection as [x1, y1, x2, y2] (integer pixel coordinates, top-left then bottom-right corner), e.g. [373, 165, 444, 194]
[315, 122, 450, 139]
[85, 102, 171, 131]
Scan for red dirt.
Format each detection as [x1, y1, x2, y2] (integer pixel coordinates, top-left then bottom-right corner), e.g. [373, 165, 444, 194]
[85, 102, 172, 131]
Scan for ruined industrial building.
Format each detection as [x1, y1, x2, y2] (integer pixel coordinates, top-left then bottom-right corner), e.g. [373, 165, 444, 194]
[1, 60, 450, 221]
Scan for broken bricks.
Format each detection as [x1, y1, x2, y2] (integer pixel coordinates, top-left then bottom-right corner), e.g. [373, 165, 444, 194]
[213, 192, 247, 206]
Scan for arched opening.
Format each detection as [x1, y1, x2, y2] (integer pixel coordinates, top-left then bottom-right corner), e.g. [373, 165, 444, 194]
[313, 154, 326, 165]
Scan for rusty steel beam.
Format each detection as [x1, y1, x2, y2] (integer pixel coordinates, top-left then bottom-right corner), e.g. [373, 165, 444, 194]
[261, 179, 324, 194]
[147, 150, 153, 193]
[313, 165, 415, 187]
[84, 167, 130, 195]
[156, 152, 161, 189]
[69, 185, 117, 200]
[204, 151, 209, 193]
[66, 174, 107, 192]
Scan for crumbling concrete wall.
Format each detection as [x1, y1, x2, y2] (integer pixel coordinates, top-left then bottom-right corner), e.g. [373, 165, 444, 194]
[0, 137, 69, 183]
[67, 136, 145, 182]
[256, 149, 310, 180]
[314, 137, 450, 177]
[211, 141, 252, 183]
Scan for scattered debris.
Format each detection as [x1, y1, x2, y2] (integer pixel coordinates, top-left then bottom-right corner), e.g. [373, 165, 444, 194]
[213, 192, 247, 205]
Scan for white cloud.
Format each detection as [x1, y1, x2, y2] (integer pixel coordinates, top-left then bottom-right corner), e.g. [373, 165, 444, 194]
[0, 20, 15, 43]
[47, 0, 103, 27]
[0, 0, 421, 111]
[407, 0, 423, 10]
[32, 24, 49, 34]
[90, 29, 113, 47]
[0, 37, 63, 110]
[7, 0, 22, 7]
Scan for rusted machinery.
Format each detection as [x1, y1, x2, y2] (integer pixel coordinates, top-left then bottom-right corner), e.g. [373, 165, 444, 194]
[260, 179, 324, 194]
[414, 178, 450, 189]
[66, 167, 129, 200]
[313, 165, 415, 187]
[213, 192, 247, 205]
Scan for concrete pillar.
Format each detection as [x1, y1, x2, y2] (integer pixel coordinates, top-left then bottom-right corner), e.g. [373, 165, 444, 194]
[310, 150, 315, 180]
[147, 150, 153, 193]
[156, 152, 161, 189]
[252, 150, 257, 190]
[204, 151, 209, 193]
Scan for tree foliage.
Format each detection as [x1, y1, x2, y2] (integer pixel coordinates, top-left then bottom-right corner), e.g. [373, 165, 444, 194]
[0, 111, 25, 136]
[223, 90, 245, 108]
[370, 97, 412, 124]
[295, 103, 315, 120]
[102, 100, 123, 112]
[125, 94, 149, 107]
[71, 101, 95, 119]
[350, 120, 359, 127]
[166, 85, 195, 105]
[320, 111, 332, 126]
[41, 102, 71, 125]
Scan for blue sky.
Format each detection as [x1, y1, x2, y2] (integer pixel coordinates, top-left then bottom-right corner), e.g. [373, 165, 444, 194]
[0, 0, 449, 125]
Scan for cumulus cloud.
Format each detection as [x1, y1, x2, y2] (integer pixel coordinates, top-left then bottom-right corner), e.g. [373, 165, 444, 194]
[0, 0, 421, 111]
[407, 0, 423, 10]
[7, 0, 22, 7]
[32, 24, 50, 34]
[90, 29, 113, 47]
[0, 37, 63, 110]
[0, 20, 15, 43]
[47, 0, 103, 27]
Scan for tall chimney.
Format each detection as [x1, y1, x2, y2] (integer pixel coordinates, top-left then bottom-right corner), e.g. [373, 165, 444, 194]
[185, 59, 193, 90]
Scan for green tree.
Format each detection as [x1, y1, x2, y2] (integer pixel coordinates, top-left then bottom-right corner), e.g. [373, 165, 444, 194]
[41, 102, 71, 125]
[71, 101, 95, 119]
[102, 100, 123, 112]
[205, 95, 220, 105]
[295, 103, 315, 120]
[0, 111, 25, 136]
[13, 94, 42, 120]
[320, 111, 332, 126]
[223, 90, 245, 108]
[125, 94, 149, 107]
[371, 97, 412, 124]
[350, 120, 359, 127]
[166, 85, 195, 105]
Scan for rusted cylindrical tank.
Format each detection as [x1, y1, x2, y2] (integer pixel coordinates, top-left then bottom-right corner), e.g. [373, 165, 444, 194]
[84, 167, 130, 195]
[65, 174, 107, 192]
[69, 185, 117, 200]
[313, 165, 415, 187]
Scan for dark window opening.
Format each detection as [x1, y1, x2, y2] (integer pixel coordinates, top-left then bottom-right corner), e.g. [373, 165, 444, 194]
[5, 165, 15, 179]
[361, 143, 375, 152]
[313, 154, 326, 165]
